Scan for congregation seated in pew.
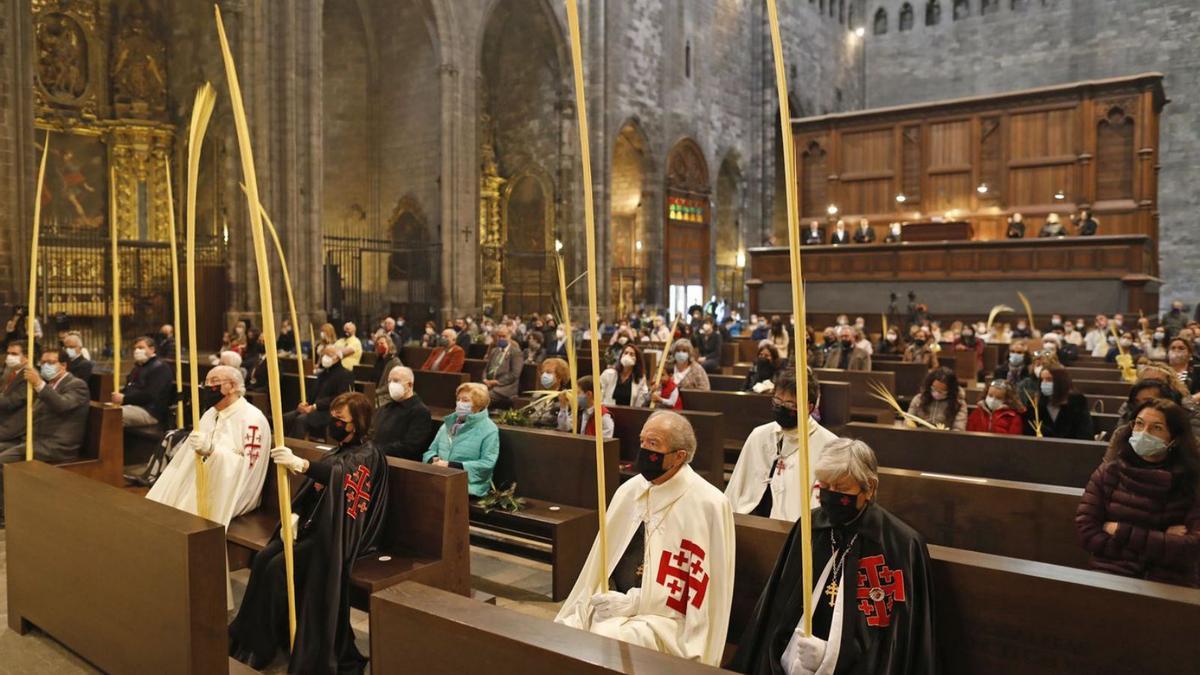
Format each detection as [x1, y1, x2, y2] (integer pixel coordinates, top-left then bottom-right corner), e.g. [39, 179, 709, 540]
[62, 330, 94, 382]
[1027, 366, 1094, 439]
[601, 343, 650, 406]
[743, 341, 783, 393]
[731, 438, 938, 675]
[727, 370, 838, 521]
[556, 409, 735, 667]
[481, 324, 523, 409]
[526, 356, 569, 428]
[0, 346, 91, 527]
[371, 365, 433, 461]
[233, 391, 388, 673]
[557, 375, 614, 440]
[906, 367, 967, 430]
[423, 382, 499, 498]
[111, 335, 175, 429]
[368, 333, 403, 408]
[966, 379, 1026, 435]
[420, 328, 466, 373]
[284, 344, 354, 439]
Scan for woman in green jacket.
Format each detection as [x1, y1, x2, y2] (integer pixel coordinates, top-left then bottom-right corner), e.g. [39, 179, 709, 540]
[423, 382, 500, 497]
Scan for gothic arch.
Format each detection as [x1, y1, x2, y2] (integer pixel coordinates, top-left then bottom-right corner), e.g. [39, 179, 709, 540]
[900, 3, 915, 31]
[926, 0, 942, 25]
[873, 8, 888, 35]
[664, 138, 711, 314]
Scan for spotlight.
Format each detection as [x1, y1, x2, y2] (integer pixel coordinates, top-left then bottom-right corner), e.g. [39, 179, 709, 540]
[736, 251, 746, 269]
[895, 194, 907, 204]
[854, 27, 866, 38]
[976, 183, 989, 195]
[1053, 190, 1066, 201]
[827, 204, 839, 216]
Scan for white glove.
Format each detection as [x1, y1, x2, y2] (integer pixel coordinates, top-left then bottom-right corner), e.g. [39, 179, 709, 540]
[188, 432, 212, 458]
[781, 632, 827, 675]
[589, 589, 639, 622]
[289, 513, 300, 534]
[270, 445, 308, 474]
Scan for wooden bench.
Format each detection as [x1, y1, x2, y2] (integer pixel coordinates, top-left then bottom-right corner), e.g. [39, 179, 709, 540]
[413, 369, 470, 413]
[463, 358, 486, 383]
[56, 401, 125, 487]
[6, 461, 227, 674]
[814, 368, 896, 424]
[402, 345, 433, 367]
[1074, 378, 1132, 398]
[371, 581, 725, 674]
[729, 514, 1200, 674]
[708, 373, 745, 392]
[608, 405, 725, 488]
[86, 371, 114, 403]
[871, 360, 928, 399]
[843, 422, 1106, 488]
[472, 426, 620, 601]
[1067, 366, 1123, 382]
[226, 439, 471, 609]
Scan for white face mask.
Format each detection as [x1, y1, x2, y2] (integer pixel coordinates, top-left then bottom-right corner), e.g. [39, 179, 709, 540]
[321, 355, 335, 369]
[620, 354, 637, 368]
[930, 390, 948, 401]
[5, 354, 21, 368]
[65, 347, 79, 360]
[133, 348, 149, 364]
[984, 395, 1002, 410]
[388, 381, 407, 402]
[556, 329, 565, 339]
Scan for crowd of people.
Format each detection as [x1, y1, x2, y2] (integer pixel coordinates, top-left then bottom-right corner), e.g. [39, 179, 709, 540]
[796, 208, 1100, 247]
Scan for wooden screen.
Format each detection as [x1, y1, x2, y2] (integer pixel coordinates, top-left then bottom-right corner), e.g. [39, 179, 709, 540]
[664, 139, 711, 290]
[792, 73, 1164, 243]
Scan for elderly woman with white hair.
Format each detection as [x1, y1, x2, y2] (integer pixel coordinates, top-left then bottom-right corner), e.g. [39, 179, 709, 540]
[556, 410, 736, 666]
[147, 365, 271, 524]
[733, 438, 939, 675]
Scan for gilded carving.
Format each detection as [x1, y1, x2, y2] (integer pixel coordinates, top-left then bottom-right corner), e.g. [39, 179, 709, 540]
[36, 13, 90, 103]
[111, 1, 168, 118]
[479, 108, 507, 312]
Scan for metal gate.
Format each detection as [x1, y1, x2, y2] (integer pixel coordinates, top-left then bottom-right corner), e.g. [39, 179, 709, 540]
[502, 250, 555, 318]
[322, 236, 441, 329]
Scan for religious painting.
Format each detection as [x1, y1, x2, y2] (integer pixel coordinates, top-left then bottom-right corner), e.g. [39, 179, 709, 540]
[38, 130, 107, 233]
[34, 11, 90, 104]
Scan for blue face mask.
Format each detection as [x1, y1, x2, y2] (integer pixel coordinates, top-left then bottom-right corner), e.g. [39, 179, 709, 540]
[40, 363, 60, 381]
[455, 401, 474, 417]
[1009, 353, 1024, 366]
[578, 393, 589, 410]
[540, 372, 555, 388]
[496, 338, 509, 349]
[1040, 382, 1054, 397]
[674, 351, 689, 364]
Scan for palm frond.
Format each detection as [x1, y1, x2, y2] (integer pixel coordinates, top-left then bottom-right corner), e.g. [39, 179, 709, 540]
[867, 380, 945, 430]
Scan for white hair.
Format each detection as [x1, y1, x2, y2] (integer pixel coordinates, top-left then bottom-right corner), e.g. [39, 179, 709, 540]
[814, 438, 879, 492]
[208, 365, 246, 396]
[647, 410, 697, 462]
[218, 350, 242, 368]
[389, 365, 414, 383]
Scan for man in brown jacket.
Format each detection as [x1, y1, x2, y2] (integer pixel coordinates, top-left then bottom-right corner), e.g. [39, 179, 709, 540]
[823, 325, 871, 371]
[420, 328, 466, 373]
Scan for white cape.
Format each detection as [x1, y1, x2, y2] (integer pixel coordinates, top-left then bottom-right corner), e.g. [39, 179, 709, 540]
[725, 419, 838, 521]
[555, 464, 735, 666]
[147, 396, 271, 525]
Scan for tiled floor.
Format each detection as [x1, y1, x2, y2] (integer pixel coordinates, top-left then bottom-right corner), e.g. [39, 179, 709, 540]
[0, 528, 565, 673]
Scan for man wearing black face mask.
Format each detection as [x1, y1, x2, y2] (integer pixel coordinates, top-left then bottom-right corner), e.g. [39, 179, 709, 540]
[727, 370, 838, 521]
[556, 410, 736, 666]
[733, 438, 938, 675]
[823, 326, 870, 371]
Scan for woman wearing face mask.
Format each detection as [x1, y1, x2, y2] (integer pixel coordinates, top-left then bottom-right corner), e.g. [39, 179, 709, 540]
[1165, 338, 1200, 395]
[995, 339, 1037, 399]
[523, 331, 546, 365]
[230, 319, 250, 355]
[235, 392, 389, 673]
[664, 338, 709, 395]
[1143, 328, 1168, 361]
[316, 322, 337, 357]
[953, 324, 985, 373]
[529, 357, 570, 428]
[967, 380, 1026, 435]
[1026, 366, 1093, 439]
[732, 438, 939, 674]
[370, 335, 403, 408]
[423, 382, 499, 498]
[907, 367, 967, 430]
[600, 345, 648, 407]
[743, 342, 782, 393]
[1106, 331, 1143, 363]
[1075, 399, 1200, 587]
[876, 327, 905, 357]
[903, 328, 940, 369]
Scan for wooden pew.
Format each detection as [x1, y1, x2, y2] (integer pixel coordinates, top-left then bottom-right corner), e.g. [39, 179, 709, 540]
[708, 373, 745, 392]
[57, 401, 125, 487]
[721, 341, 738, 368]
[608, 405, 725, 488]
[843, 422, 1105, 488]
[371, 581, 725, 674]
[463, 358, 486, 383]
[518, 362, 540, 394]
[472, 426, 620, 600]
[226, 440, 471, 609]
[467, 343, 488, 359]
[876, 467, 1088, 569]
[814, 368, 896, 424]
[680, 390, 772, 462]
[1074, 379, 1132, 398]
[729, 514, 1200, 674]
[86, 371, 114, 403]
[413, 369, 469, 413]
[1067, 366, 1122, 382]
[871, 360, 928, 399]
[948, 348, 980, 383]
[6, 461, 227, 674]
[402, 345, 433, 367]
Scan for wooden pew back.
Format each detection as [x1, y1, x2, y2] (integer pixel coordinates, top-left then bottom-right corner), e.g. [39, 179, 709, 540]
[1074, 379, 1132, 398]
[463, 358, 486, 383]
[708, 373, 745, 392]
[57, 402, 125, 487]
[5, 461, 227, 674]
[413, 369, 470, 411]
[608, 405, 725, 488]
[492, 426, 620, 508]
[814, 368, 896, 410]
[843, 422, 1105, 488]
[871, 361, 928, 398]
[87, 371, 114, 403]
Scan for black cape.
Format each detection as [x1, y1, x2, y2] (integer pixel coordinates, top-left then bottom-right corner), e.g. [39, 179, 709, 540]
[731, 504, 939, 675]
[229, 441, 389, 675]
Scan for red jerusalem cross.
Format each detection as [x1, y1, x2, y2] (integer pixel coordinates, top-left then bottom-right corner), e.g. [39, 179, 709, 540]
[243, 426, 262, 468]
[856, 554, 906, 627]
[655, 538, 710, 615]
[344, 465, 372, 520]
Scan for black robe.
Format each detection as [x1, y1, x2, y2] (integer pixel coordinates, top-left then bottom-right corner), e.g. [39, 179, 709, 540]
[229, 441, 389, 674]
[731, 504, 939, 675]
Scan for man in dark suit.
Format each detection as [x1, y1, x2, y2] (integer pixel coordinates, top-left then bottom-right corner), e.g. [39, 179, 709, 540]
[453, 319, 473, 350]
[284, 344, 355, 438]
[62, 331, 93, 382]
[0, 342, 30, 444]
[853, 218, 876, 243]
[110, 336, 174, 428]
[830, 220, 851, 245]
[1006, 212, 1026, 238]
[0, 347, 91, 526]
[802, 220, 824, 245]
[373, 366, 434, 460]
[693, 318, 724, 374]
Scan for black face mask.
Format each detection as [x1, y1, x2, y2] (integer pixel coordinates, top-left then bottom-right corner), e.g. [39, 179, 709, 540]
[819, 487, 863, 526]
[757, 357, 774, 369]
[199, 385, 223, 411]
[840, 339, 853, 348]
[328, 418, 352, 444]
[824, 336, 835, 345]
[914, 338, 926, 346]
[773, 403, 799, 429]
[635, 446, 670, 482]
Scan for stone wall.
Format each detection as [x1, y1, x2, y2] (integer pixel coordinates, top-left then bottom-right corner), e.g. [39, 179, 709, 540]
[863, 0, 1200, 307]
[1, 2, 33, 306]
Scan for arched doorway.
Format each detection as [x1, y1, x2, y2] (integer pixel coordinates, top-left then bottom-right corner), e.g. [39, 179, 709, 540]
[664, 139, 710, 317]
[502, 169, 555, 316]
[714, 155, 743, 313]
[611, 120, 650, 317]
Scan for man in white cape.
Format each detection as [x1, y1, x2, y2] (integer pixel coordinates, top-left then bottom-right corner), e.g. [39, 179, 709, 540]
[148, 365, 269, 523]
[555, 410, 735, 666]
[726, 371, 838, 521]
